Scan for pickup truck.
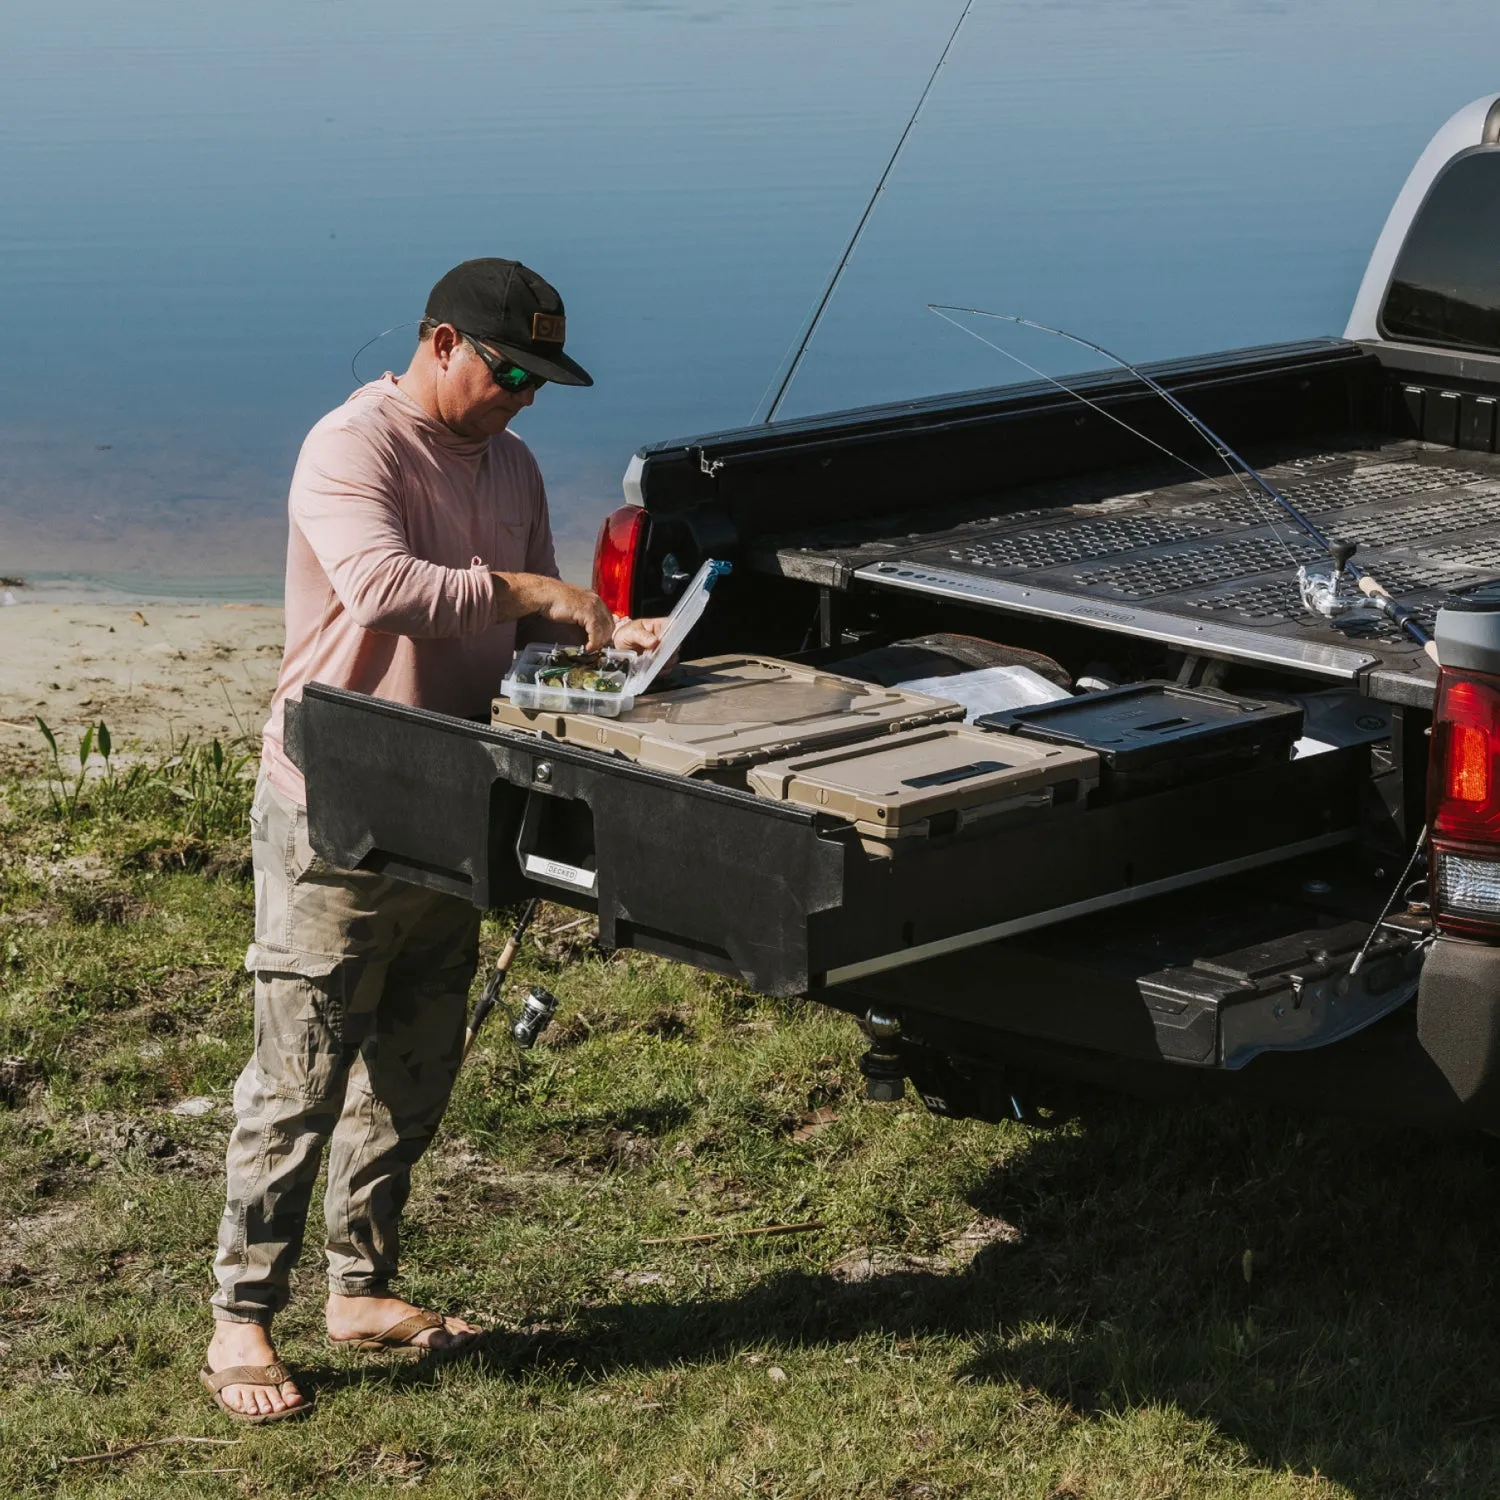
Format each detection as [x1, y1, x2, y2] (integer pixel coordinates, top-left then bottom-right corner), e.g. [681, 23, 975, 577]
[289, 93, 1500, 1132]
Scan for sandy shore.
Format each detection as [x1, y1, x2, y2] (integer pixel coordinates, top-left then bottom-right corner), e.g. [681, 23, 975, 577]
[0, 602, 284, 768]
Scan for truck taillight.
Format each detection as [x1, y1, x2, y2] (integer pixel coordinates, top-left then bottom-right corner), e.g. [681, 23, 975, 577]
[1429, 667, 1500, 938]
[592, 505, 646, 618]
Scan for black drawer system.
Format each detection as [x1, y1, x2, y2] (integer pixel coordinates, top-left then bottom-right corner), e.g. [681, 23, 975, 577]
[288, 684, 1364, 999]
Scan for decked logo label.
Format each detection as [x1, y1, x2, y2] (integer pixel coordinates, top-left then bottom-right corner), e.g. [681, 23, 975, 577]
[531, 312, 565, 343]
[524, 853, 596, 893]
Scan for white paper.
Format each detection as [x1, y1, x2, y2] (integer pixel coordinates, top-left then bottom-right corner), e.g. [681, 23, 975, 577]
[1292, 737, 1338, 760]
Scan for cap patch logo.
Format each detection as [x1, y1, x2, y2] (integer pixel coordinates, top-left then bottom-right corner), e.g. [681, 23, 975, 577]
[531, 312, 565, 343]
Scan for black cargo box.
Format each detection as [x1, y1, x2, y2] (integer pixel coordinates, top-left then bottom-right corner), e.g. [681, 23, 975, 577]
[978, 681, 1303, 799]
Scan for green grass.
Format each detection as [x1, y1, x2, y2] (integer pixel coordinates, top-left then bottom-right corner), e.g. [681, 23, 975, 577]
[2, 740, 1500, 1497]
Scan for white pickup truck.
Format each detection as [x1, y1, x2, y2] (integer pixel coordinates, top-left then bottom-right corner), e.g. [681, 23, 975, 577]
[289, 94, 1500, 1130]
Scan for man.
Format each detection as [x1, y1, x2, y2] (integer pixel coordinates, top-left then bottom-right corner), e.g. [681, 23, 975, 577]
[201, 259, 664, 1421]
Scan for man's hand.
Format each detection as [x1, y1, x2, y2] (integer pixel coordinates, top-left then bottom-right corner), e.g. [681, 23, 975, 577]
[539, 583, 615, 652]
[493, 573, 614, 651]
[611, 617, 671, 653]
[612, 616, 681, 676]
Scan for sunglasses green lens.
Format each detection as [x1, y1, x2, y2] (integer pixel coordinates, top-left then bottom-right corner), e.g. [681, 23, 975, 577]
[462, 333, 545, 393]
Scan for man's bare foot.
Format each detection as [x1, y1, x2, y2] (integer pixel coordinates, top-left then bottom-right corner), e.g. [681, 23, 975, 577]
[205, 1320, 306, 1417]
[325, 1293, 482, 1351]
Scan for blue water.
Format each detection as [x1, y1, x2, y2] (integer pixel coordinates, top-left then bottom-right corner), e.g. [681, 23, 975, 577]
[3, 0, 1499, 593]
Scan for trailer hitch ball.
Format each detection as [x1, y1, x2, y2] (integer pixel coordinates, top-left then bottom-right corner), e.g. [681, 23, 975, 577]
[859, 1009, 907, 1102]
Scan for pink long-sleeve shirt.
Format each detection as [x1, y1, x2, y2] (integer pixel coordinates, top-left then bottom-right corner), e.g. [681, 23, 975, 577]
[261, 374, 559, 803]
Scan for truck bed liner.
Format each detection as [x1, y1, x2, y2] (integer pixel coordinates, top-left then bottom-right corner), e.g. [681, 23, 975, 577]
[767, 442, 1500, 704]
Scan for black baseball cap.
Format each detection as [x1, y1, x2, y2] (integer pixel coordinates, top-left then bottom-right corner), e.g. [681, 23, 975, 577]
[424, 258, 593, 387]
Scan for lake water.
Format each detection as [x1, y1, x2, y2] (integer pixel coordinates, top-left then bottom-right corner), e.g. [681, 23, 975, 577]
[4, 0, 1500, 599]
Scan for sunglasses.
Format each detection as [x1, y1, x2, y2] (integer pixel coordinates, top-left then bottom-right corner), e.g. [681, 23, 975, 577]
[461, 333, 547, 393]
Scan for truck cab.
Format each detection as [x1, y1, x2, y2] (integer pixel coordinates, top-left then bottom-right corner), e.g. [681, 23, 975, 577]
[291, 94, 1500, 1131]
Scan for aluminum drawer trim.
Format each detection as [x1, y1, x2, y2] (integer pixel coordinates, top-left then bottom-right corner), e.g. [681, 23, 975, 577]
[855, 561, 1382, 679]
[820, 829, 1357, 987]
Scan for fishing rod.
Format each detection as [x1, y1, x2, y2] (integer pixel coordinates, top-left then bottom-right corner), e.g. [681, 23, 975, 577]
[929, 304, 1440, 662]
[755, 0, 976, 425]
[928, 306, 1292, 553]
[463, 897, 540, 1057]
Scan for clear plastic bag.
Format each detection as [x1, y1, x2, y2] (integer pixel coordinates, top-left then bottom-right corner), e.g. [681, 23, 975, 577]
[1297, 563, 1383, 624]
[893, 664, 1069, 722]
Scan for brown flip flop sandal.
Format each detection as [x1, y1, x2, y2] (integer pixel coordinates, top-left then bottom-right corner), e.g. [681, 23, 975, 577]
[199, 1361, 312, 1423]
[332, 1309, 477, 1361]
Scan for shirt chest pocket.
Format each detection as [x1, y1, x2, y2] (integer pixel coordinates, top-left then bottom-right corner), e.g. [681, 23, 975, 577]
[492, 520, 528, 573]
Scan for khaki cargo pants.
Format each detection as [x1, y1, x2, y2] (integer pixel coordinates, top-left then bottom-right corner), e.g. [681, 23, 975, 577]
[211, 772, 481, 1324]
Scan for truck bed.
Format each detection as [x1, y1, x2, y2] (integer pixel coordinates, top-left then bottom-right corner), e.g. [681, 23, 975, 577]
[297, 346, 1489, 1013]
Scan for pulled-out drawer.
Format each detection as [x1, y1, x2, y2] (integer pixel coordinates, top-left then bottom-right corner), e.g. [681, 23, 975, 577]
[288, 684, 1364, 996]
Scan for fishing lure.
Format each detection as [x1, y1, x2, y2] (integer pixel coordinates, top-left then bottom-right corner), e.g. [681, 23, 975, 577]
[928, 304, 1440, 663]
[564, 667, 626, 693]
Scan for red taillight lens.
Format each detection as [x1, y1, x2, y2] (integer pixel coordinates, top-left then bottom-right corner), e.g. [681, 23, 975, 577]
[1449, 721, 1491, 803]
[592, 505, 646, 618]
[1429, 666, 1500, 938]
[1430, 669, 1500, 842]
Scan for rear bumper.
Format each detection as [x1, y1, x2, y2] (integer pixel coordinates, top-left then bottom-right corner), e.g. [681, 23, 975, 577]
[835, 933, 1500, 1132]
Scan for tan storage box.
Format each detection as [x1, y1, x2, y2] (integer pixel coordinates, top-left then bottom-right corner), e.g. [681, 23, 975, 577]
[492, 654, 964, 778]
[747, 723, 1100, 839]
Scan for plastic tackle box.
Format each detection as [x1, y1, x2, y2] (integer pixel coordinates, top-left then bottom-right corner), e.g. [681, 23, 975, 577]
[500, 644, 641, 716]
[497, 557, 731, 718]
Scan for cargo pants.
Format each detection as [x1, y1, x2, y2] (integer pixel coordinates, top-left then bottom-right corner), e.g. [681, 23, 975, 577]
[211, 772, 481, 1324]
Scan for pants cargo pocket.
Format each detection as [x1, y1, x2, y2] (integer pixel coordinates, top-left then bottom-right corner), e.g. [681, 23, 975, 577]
[249, 957, 353, 1105]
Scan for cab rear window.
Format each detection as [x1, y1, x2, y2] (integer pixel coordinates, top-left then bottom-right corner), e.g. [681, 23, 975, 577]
[1382, 150, 1500, 354]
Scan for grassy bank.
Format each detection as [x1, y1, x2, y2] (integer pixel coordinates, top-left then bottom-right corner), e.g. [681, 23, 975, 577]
[2, 736, 1499, 1498]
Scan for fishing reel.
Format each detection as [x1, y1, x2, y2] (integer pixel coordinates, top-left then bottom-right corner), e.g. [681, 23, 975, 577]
[510, 985, 559, 1049]
[1297, 539, 1384, 625]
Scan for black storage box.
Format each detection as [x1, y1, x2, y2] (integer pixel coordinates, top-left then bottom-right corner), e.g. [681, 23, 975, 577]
[977, 682, 1304, 800]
